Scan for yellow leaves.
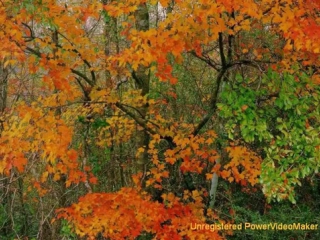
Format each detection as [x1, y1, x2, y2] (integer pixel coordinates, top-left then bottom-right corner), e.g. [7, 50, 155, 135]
[90, 88, 109, 100]
[205, 138, 214, 144]
[207, 130, 217, 139]
[174, 136, 190, 148]
[137, 147, 145, 154]
[206, 173, 213, 180]
[53, 173, 61, 181]
[164, 148, 178, 164]
[106, 115, 135, 145]
[162, 192, 179, 207]
[104, 2, 138, 17]
[65, 179, 72, 188]
[242, 49, 249, 54]
[41, 171, 49, 182]
[3, 59, 16, 68]
[145, 128, 220, 183]
[149, 0, 158, 5]
[121, 90, 147, 107]
[159, 0, 169, 8]
[0, 96, 91, 191]
[5, 0, 320, 235]
[165, 157, 176, 165]
[165, 149, 175, 157]
[132, 172, 143, 187]
[191, 190, 202, 203]
[190, 141, 199, 151]
[222, 145, 262, 186]
[0, 159, 7, 174]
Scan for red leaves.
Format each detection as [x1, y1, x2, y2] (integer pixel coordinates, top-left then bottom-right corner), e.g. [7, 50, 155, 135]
[156, 64, 178, 85]
[10, 152, 27, 173]
[2, 0, 320, 238]
[67, 150, 78, 161]
[57, 188, 220, 239]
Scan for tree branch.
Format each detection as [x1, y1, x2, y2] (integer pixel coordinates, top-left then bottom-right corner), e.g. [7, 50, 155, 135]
[57, 31, 96, 84]
[190, 51, 220, 71]
[218, 33, 227, 67]
[192, 67, 228, 136]
[115, 102, 157, 135]
[23, 46, 94, 86]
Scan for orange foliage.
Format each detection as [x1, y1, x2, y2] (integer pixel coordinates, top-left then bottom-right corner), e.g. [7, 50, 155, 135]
[57, 188, 221, 239]
[223, 146, 262, 186]
[0, 0, 320, 238]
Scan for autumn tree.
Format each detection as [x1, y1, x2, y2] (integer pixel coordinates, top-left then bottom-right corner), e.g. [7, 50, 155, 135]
[0, 0, 320, 239]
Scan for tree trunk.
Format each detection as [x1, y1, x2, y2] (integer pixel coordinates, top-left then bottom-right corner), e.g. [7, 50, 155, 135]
[133, 3, 150, 177]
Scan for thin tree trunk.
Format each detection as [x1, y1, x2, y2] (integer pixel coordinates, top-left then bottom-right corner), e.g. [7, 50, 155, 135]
[0, 60, 12, 237]
[209, 160, 220, 208]
[133, 3, 150, 177]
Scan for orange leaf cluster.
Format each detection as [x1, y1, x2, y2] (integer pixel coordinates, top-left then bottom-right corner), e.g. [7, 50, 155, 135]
[57, 188, 221, 239]
[222, 146, 262, 186]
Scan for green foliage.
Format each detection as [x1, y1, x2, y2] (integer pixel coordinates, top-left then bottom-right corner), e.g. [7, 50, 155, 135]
[60, 220, 77, 239]
[2, 0, 320, 238]
[218, 70, 320, 202]
[213, 178, 320, 240]
[101, 9, 111, 23]
[92, 117, 109, 129]
[231, 204, 320, 239]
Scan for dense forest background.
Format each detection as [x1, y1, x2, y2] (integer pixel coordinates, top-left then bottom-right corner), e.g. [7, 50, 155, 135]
[0, 0, 320, 239]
